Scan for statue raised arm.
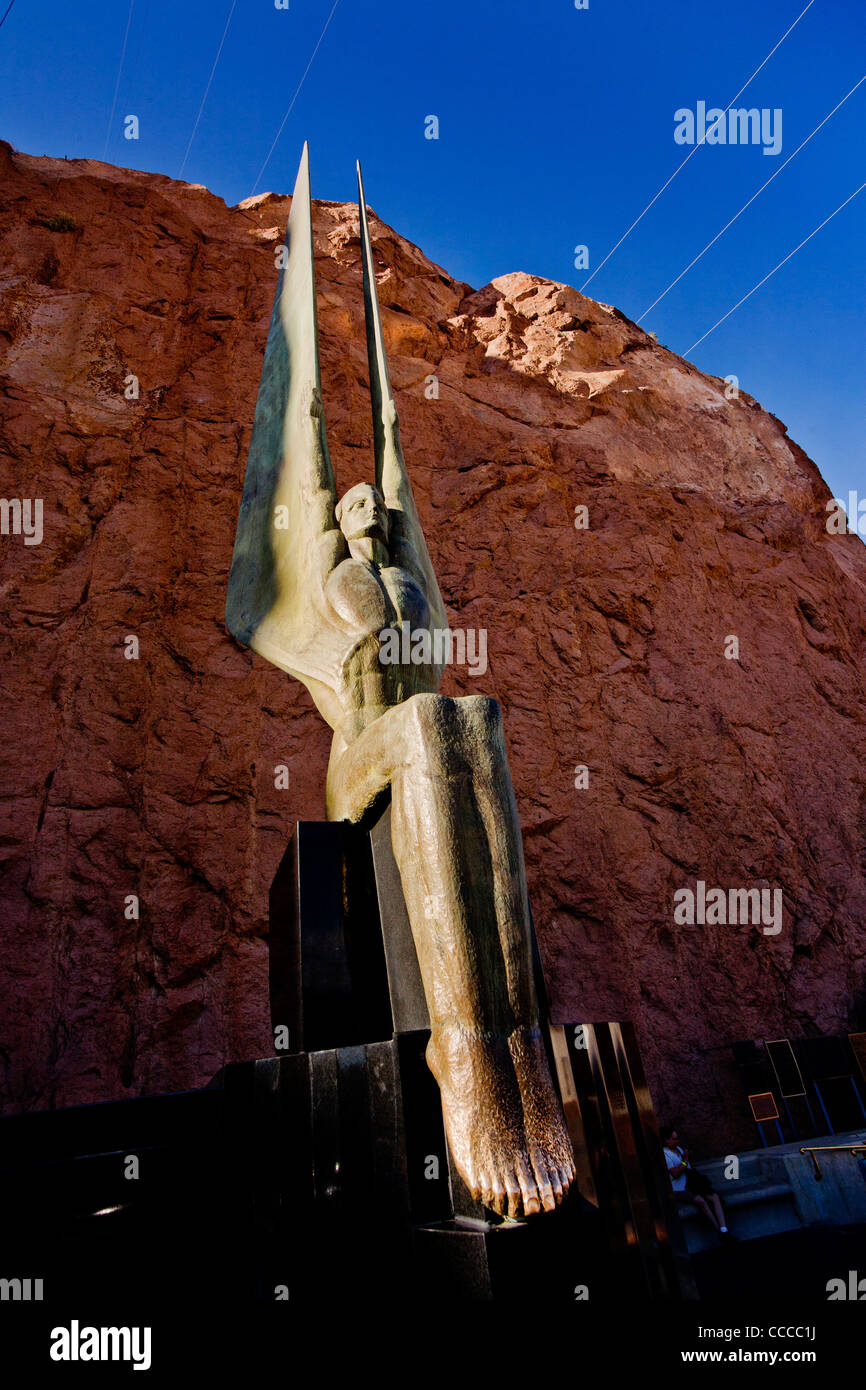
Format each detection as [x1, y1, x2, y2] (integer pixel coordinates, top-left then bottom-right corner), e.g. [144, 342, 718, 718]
[356, 160, 448, 631]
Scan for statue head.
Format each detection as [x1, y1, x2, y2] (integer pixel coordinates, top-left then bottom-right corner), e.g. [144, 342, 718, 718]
[335, 483, 390, 546]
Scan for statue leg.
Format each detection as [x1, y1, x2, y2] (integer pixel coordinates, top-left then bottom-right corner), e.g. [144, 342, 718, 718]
[453, 696, 576, 1212]
[326, 693, 575, 1218]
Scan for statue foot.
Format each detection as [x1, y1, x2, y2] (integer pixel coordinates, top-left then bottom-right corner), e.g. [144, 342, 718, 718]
[508, 1025, 577, 1207]
[426, 1026, 574, 1219]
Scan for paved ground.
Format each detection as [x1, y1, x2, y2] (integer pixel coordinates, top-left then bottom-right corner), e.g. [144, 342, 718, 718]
[691, 1222, 866, 1300]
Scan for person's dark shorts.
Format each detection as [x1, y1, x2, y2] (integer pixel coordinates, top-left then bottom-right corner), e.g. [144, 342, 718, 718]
[685, 1169, 714, 1199]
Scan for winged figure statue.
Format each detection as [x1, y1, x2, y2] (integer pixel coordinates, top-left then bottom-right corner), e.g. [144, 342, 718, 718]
[227, 146, 575, 1219]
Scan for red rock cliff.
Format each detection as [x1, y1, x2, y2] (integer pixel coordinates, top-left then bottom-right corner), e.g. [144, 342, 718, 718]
[1, 142, 864, 1150]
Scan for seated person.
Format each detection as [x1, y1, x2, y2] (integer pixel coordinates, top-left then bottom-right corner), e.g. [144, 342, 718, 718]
[660, 1123, 735, 1240]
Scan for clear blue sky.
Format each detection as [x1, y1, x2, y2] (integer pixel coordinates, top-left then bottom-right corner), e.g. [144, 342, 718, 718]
[1, 0, 863, 502]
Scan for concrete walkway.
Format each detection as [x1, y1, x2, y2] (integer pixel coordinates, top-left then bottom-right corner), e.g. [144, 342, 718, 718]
[677, 1128, 866, 1252]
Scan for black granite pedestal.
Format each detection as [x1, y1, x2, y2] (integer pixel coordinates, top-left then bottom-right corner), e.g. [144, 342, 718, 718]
[0, 811, 693, 1305]
[220, 807, 696, 1301]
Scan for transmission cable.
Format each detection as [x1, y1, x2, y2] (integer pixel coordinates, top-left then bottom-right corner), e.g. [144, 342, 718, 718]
[250, 0, 341, 197]
[103, 0, 135, 160]
[179, 0, 237, 178]
[684, 179, 866, 354]
[638, 72, 866, 322]
[581, 0, 818, 293]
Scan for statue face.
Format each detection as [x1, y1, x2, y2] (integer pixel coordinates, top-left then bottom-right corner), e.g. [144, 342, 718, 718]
[337, 484, 389, 544]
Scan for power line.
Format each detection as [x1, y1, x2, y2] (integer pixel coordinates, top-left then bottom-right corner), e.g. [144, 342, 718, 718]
[179, 0, 237, 179]
[103, 0, 135, 160]
[684, 179, 866, 355]
[0, 0, 18, 34]
[580, 0, 817, 293]
[638, 72, 866, 322]
[250, 0, 341, 196]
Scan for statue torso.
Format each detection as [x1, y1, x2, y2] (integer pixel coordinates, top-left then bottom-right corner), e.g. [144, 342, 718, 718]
[324, 557, 441, 742]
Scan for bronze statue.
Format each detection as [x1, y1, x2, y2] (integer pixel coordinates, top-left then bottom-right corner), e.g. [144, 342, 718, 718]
[227, 146, 575, 1218]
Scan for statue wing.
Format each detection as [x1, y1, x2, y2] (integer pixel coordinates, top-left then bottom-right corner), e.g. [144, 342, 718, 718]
[226, 144, 354, 702]
[357, 162, 450, 655]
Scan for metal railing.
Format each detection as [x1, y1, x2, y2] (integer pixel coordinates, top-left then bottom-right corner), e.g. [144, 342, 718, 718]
[799, 1143, 866, 1179]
